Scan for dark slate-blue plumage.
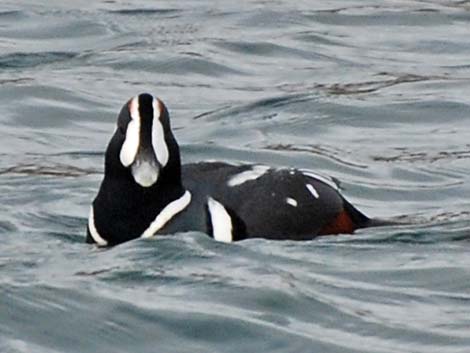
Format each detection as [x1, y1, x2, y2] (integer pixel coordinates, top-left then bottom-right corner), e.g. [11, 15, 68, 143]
[87, 93, 387, 246]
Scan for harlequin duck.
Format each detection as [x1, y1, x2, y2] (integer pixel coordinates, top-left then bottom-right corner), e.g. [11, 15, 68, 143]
[87, 93, 392, 246]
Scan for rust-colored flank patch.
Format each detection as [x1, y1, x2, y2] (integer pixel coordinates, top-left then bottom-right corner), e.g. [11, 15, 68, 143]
[319, 210, 356, 236]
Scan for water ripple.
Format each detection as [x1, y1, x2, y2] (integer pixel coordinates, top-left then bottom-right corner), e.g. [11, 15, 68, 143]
[108, 8, 182, 16]
[0, 52, 78, 69]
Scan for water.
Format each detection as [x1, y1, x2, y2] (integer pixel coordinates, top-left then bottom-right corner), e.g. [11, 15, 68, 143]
[1, 1, 470, 352]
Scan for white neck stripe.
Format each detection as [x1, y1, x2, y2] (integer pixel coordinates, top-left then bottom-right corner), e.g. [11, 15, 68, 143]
[88, 206, 108, 246]
[141, 190, 191, 238]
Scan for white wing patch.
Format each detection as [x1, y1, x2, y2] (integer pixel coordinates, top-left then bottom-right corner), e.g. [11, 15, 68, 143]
[306, 184, 320, 199]
[207, 197, 233, 243]
[227, 165, 270, 187]
[152, 99, 169, 167]
[88, 206, 108, 246]
[120, 97, 141, 167]
[286, 197, 298, 207]
[300, 169, 339, 190]
[141, 190, 192, 238]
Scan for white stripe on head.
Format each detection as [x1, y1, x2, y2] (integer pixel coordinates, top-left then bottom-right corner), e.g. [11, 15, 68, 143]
[88, 206, 108, 246]
[141, 190, 192, 238]
[207, 197, 233, 243]
[227, 165, 270, 187]
[120, 96, 141, 167]
[286, 197, 298, 207]
[306, 184, 320, 199]
[152, 98, 169, 167]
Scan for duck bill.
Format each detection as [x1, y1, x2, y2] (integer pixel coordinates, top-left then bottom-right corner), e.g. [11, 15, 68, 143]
[131, 149, 160, 187]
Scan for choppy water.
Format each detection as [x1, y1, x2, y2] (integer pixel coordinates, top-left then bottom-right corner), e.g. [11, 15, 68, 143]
[1, 1, 470, 352]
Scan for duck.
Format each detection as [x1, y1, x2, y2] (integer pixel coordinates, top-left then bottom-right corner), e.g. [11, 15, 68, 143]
[87, 93, 392, 246]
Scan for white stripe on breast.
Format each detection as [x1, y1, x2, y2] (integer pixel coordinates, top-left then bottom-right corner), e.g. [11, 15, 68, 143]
[141, 190, 192, 238]
[207, 197, 233, 243]
[88, 206, 108, 246]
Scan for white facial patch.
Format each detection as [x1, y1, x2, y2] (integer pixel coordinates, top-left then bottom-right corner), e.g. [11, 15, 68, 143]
[300, 169, 339, 190]
[306, 184, 320, 199]
[141, 190, 192, 238]
[207, 197, 233, 243]
[120, 97, 141, 167]
[227, 165, 270, 187]
[88, 206, 108, 246]
[131, 159, 159, 187]
[286, 197, 298, 207]
[152, 99, 169, 167]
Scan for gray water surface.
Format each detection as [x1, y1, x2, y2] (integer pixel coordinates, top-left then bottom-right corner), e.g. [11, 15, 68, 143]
[1, 1, 470, 352]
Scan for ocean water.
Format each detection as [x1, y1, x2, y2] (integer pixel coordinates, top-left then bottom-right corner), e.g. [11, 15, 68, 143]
[1, 1, 470, 352]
